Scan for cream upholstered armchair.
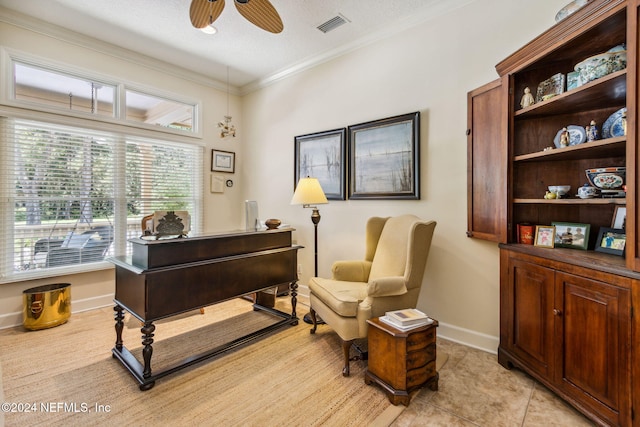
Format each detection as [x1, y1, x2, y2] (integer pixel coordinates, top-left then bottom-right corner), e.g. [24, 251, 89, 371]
[308, 214, 436, 376]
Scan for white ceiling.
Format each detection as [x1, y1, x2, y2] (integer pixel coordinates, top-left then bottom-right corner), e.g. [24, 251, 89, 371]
[0, 0, 472, 91]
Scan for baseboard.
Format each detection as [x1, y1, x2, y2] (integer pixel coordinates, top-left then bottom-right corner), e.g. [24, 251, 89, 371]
[437, 321, 499, 355]
[0, 293, 114, 330]
[299, 284, 498, 354]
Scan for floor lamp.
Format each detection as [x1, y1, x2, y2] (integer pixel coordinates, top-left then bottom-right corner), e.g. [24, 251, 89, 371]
[291, 177, 328, 324]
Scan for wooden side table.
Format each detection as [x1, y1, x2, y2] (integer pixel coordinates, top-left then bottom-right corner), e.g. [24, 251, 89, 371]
[365, 317, 438, 405]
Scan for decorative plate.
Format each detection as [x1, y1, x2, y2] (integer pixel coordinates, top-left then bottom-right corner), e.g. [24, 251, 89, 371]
[602, 108, 627, 139]
[555, 0, 590, 22]
[553, 125, 587, 148]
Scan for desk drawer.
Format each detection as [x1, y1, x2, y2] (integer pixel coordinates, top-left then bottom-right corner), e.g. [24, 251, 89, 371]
[406, 343, 435, 369]
[406, 328, 435, 352]
[407, 360, 436, 389]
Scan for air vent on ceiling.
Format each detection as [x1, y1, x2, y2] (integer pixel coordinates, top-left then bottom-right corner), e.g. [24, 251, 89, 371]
[317, 14, 350, 34]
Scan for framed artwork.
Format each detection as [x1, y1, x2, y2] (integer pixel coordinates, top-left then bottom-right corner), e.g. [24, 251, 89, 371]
[551, 222, 590, 250]
[348, 112, 420, 199]
[294, 128, 346, 200]
[595, 227, 626, 256]
[211, 149, 235, 173]
[534, 226, 555, 248]
[611, 206, 626, 229]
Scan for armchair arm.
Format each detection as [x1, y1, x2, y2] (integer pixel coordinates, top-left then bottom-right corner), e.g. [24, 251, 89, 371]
[367, 276, 408, 297]
[331, 260, 372, 282]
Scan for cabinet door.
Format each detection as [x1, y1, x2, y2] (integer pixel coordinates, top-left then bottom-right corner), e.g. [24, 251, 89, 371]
[629, 0, 639, 272]
[467, 77, 507, 242]
[502, 257, 555, 379]
[554, 272, 631, 425]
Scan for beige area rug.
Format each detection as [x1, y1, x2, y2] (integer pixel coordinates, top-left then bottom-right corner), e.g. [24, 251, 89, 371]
[0, 298, 447, 426]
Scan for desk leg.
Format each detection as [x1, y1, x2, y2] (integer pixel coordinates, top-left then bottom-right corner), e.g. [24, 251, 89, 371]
[290, 281, 298, 325]
[140, 322, 156, 390]
[113, 305, 124, 352]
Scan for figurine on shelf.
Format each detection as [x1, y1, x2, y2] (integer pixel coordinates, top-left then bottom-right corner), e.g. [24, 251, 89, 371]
[520, 87, 535, 109]
[622, 109, 627, 136]
[560, 128, 570, 147]
[586, 120, 598, 142]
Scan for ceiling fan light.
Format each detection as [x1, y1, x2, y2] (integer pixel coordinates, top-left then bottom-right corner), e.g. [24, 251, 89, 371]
[201, 24, 218, 34]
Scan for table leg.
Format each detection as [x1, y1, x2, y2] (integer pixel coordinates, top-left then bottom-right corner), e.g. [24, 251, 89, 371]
[113, 305, 124, 352]
[289, 281, 298, 324]
[141, 321, 155, 385]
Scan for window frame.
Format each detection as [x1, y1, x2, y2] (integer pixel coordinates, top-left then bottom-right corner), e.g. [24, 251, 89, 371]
[0, 50, 206, 283]
[2, 48, 202, 139]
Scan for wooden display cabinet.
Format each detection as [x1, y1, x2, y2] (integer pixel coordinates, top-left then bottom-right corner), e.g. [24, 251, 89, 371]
[467, 0, 640, 425]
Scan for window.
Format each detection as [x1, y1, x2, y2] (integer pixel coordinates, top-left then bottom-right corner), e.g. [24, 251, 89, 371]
[11, 59, 199, 135]
[126, 90, 195, 132]
[0, 117, 202, 282]
[14, 62, 116, 118]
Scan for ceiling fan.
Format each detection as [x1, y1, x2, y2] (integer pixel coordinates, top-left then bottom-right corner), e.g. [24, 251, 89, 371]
[190, 0, 284, 34]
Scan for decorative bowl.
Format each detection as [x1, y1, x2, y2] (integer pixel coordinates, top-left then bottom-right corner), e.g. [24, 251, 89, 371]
[574, 45, 627, 84]
[265, 218, 281, 230]
[548, 185, 571, 196]
[585, 167, 625, 190]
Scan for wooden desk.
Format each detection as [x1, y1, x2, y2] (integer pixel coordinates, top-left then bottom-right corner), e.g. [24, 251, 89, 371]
[109, 228, 300, 390]
[365, 317, 438, 405]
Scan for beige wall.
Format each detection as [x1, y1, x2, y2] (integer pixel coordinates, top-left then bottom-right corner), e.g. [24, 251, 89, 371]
[241, 0, 568, 351]
[0, 0, 570, 353]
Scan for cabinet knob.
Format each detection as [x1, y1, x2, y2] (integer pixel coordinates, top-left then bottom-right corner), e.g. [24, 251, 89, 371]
[553, 309, 562, 316]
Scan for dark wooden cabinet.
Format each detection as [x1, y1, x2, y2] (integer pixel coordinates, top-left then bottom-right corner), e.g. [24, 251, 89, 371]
[467, 1, 640, 424]
[499, 247, 632, 425]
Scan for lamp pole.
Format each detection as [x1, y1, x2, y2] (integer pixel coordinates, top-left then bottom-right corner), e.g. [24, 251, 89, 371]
[311, 207, 320, 276]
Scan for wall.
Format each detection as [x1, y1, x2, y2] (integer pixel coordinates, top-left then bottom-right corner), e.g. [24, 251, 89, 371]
[0, 18, 242, 328]
[0, 0, 571, 353]
[241, 0, 568, 352]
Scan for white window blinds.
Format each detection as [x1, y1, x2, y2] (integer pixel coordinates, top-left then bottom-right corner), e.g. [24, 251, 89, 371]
[0, 117, 202, 282]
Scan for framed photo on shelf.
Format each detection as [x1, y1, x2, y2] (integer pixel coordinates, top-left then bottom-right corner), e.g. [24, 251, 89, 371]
[294, 128, 346, 200]
[551, 222, 590, 250]
[595, 227, 626, 256]
[348, 112, 420, 199]
[211, 149, 235, 173]
[611, 206, 626, 229]
[534, 226, 555, 248]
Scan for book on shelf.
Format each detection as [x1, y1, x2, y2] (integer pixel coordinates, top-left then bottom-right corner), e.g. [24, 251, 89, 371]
[385, 308, 429, 326]
[379, 315, 433, 331]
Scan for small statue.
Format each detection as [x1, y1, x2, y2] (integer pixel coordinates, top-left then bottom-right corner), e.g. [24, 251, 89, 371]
[587, 120, 598, 142]
[622, 109, 627, 136]
[560, 128, 570, 147]
[520, 87, 535, 109]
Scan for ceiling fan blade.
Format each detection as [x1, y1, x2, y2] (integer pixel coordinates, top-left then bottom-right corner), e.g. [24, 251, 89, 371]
[234, 0, 283, 34]
[190, 0, 225, 29]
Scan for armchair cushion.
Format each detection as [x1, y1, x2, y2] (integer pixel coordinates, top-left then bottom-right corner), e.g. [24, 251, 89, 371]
[331, 260, 372, 282]
[308, 277, 367, 317]
[367, 276, 408, 297]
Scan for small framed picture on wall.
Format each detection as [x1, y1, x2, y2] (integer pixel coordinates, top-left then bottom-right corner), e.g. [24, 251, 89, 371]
[211, 149, 235, 173]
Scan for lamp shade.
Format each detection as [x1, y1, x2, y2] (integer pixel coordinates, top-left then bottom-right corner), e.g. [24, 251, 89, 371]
[291, 177, 328, 206]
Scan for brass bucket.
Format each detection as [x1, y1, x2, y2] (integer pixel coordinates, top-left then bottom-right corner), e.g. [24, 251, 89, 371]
[23, 283, 71, 330]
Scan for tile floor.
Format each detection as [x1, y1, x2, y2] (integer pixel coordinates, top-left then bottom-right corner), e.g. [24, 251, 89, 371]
[390, 338, 595, 426]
